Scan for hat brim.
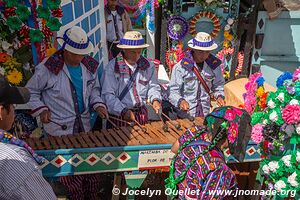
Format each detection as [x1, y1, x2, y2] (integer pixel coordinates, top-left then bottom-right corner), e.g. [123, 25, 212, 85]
[57, 38, 94, 55]
[117, 44, 149, 49]
[188, 39, 218, 51]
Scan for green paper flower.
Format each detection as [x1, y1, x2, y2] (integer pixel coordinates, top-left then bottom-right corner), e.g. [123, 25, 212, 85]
[295, 82, 300, 97]
[251, 112, 264, 125]
[37, 6, 50, 20]
[15, 5, 31, 22]
[29, 29, 44, 43]
[268, 108, 284, 126]
[46, 18, 62, 31]
[6, 16, 22, 31]
[46, 0, 61, 10]
[3, 0, 18, 7]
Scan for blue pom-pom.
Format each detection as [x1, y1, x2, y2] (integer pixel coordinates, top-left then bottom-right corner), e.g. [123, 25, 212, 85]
[276, 71, 293, 88]
[256, 77, 265, 86]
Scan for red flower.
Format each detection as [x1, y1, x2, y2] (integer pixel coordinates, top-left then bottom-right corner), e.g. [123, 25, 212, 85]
[4, 7, 16, 18]
[224, 109, 236, 121]
[51, 8, 63, 18]
[19, 26, 30, 37]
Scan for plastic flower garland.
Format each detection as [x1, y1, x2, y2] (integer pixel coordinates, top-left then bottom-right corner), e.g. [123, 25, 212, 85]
[133, 0, 159, 32]
[189, 11, 221, 38]
[216, 47, 244, 79]
[250, 69, 300, 199]
[2, 0, 63, 44]
[167, 16, 189, 41]
[243, 72, 268, 114]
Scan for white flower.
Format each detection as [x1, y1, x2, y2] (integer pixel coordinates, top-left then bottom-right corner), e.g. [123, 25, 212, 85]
[205, 0, 214, 3]
[6, 48, 14, 56]
[0, 67, 5, 76]
[262, 165, 270, 175]
[285, 125, 295, 137]
[1, 41, 12, 51]
[297, 152, 300, 162]
[274, 180, 286, 192]
[227, 18, 234, 25]
[282, 155, 292, 167]
[288, 172, 299, 188]
[23, 63, 31, 70]
[296, 124, 300, 135]
[276, 92, 285, 102]
[268, 161, 279, 172]
[289, 99, 299, 105]
[267, 100, 276, 109]
[269, 111, 278, 122]
[263, 119, 268, 125]
[224, 24, 231, 31]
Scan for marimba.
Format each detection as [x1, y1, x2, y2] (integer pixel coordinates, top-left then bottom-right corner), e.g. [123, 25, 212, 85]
[26, 117, 260, 175]
[25, 117, 261, 198]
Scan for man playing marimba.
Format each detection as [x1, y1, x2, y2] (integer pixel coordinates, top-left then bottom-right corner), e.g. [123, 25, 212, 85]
[26, 26, 108, 200]
[101, 31, 162, 125]
[168, 32, 226, 117]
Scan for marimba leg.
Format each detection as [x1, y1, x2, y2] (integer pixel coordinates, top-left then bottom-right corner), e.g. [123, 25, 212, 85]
[124, 171, 148, 200]
[112, 173, 122, 200]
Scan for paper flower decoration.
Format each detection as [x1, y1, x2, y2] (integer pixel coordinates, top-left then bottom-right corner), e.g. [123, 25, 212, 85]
[167, 16, 189, 40]
[6, 16, 22, 31]
[15, 5, 30, 21]
[46, 17, 62, 31]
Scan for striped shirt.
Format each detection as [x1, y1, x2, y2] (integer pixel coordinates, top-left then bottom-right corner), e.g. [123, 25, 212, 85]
[0, 143, 56, 200]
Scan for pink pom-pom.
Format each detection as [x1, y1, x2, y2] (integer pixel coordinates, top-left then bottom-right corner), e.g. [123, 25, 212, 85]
[282, 105, 300, 124]
[251, 124, 264, 144]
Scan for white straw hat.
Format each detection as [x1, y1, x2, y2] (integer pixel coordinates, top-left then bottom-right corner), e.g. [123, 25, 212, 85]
[117, 31, 149, 49]
[57, 26, 94, 55]
[188, 32, 218, 51]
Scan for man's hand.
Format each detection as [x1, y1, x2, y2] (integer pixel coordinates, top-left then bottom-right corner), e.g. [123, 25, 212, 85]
[179, 99, 190, 111]
[40, 110, 51, 123]
[96, 106, 109, 119]
[152, 100, 161, 114]
[123, 110, 135, 122]
[216, 96, 226, 107]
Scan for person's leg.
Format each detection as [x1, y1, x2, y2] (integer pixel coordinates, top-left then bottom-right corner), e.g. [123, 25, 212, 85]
[60, 175, 85, 200]
[83, 174, 102, 200]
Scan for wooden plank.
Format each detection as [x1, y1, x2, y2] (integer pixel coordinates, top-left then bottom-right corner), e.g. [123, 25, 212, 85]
[48, 136, 59, 149]
[53, 136, 66, 149]
[93, 131, 110, 147]
[138, 124, 165, 144]
[26, 138, 37, 150]
[88, 133, 103, 147]
[80, 133, 96, 148]
[117, 127, 140, 145]
[144, 123, 169, 143]
[114, 128, 135, 145]
[74, 134, 88, 148]
[150, 121, 178, 142]
[120, 127, 147, 145]
[34, 138, 44, 150]
[101, 130, 118, 146]
[67, 135, 81, 148]
[107, 129, 127, 146]
[41, 138, 52, 150]
[132, 126, 155, 144]
[165, 120, 183, 137]
[61, 135, 73, 149]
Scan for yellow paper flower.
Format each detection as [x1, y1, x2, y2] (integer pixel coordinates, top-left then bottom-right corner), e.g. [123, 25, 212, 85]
[6, 69, 23, 85]
[3, 58, 21, 70]
[46, 46, 57, 57]
[256, 86, 265, 97]
[223, 41, 230, 49]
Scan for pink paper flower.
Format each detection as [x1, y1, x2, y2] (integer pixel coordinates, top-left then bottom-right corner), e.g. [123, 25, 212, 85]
[251, 124, 264, 144]
[282, 105, 300, 124]
[228, 123, 238, 143]
[225, 109, 236, 121]
[293, 68, 300, 81]
[233, 107, 244, 117]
